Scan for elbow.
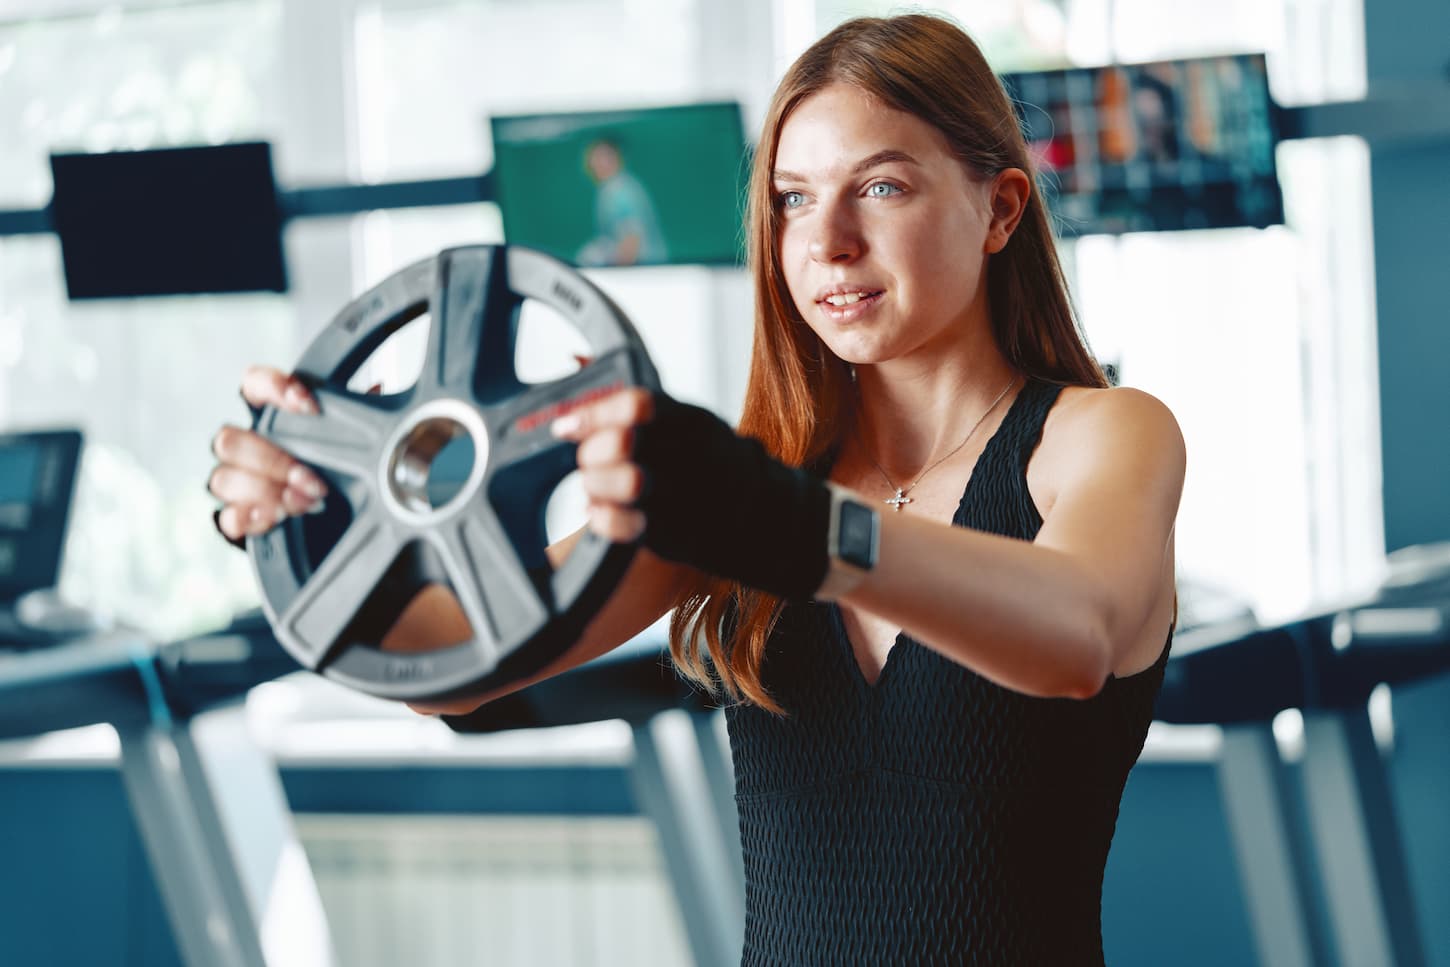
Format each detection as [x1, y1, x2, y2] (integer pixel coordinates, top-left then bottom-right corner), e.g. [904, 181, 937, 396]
[1059, 622, 1114, 700]
[1062, 673, 1108, 701]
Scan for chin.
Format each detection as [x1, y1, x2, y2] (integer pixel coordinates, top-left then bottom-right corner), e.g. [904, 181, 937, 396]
[824, 336, 893, 368]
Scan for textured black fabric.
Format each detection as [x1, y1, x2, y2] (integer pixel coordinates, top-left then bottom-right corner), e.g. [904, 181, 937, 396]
[725, 380, 1171, 966]
[634, 395, 830, 600]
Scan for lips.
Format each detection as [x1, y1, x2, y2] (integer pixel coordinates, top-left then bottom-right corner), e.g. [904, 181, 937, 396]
[815, 287, 884, 319]
[815, 284, 884, 306]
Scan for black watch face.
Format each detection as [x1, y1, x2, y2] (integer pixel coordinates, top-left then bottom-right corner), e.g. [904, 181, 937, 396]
[838, 499, 877, 570]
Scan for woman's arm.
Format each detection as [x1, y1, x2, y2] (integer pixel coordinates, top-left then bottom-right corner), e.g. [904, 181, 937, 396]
[555, 384, 1183, 702]
[830, 387, 1185, 699]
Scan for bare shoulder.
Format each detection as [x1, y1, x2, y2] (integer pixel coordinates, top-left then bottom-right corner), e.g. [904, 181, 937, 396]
[1047, 385, 1184, 448]
[1028, 385, 1186, 515]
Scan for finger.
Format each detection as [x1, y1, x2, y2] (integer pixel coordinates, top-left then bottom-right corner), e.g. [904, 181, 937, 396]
[575, 427, 634, 468]
[217, 503, 287, 540]
[243, 504, 288, 536]
[405, 698, 480, 716]
[216, 504, 253, 542]
[211, 425, 328, 498]
[208, 465, 287, 507]
[240, 365, 319, 414]
[550, 388, 654, 440]
[211, 469, 327, 521]
[586, 503, 645, 543]
[579, 464, 646, 505]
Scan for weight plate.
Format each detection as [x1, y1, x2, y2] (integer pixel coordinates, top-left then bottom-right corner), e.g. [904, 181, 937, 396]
[247, 245, 660, 702]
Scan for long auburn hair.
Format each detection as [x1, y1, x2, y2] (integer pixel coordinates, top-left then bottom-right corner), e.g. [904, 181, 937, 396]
[668, 14, 1108, 713]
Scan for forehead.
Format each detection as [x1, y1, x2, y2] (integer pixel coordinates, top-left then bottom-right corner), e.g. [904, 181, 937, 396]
[774, 83, 956, 180]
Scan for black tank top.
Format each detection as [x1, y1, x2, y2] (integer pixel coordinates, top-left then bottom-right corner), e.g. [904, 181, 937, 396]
[725, 379, 1170, 966]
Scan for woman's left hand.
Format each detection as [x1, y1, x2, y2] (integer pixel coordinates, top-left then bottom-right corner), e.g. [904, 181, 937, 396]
[549, 387, 833, 602]
[549, 386, 657, 544]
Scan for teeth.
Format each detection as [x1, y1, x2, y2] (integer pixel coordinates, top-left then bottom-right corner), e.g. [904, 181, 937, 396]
[826, 292, 868, 306]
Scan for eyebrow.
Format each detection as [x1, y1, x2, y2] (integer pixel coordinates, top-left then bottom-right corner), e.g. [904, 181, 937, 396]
[773, 149, 921, 184]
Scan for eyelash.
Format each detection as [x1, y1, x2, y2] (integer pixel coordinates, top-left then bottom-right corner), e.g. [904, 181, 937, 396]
[776, 180, 904, 211]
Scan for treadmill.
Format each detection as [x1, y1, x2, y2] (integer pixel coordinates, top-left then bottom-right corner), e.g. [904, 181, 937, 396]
[0, 429, 333, 967]
[1159, 550, 1450, 967]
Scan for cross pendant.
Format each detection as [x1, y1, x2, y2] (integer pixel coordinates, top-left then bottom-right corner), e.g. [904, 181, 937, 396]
[884, 489, 913, 511]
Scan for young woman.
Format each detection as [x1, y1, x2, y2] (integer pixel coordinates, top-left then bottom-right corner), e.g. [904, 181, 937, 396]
[210, 13, 1184, 964]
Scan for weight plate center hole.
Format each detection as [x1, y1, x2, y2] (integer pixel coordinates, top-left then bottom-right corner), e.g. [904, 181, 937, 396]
[388, 414, 484, 516]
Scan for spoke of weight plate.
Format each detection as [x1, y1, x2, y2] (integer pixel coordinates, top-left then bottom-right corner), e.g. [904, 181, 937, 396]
[275, 506, 405, 669]
[417, 247, 522, 402]
[428, 507, 549, 669]
[483, 351, 633, 473]
[264, 387, 393, 482]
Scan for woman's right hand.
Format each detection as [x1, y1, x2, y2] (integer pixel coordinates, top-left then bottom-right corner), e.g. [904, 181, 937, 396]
[208, 365, 330, 542]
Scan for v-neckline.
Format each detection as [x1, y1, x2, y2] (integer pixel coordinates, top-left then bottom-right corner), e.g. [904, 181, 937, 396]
[829, 380, 1035, 694]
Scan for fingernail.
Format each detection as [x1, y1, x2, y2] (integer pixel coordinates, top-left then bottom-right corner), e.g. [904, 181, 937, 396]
[249, 506, 285, 530]
[286, 384, 318, 413]
[305, 498, 327, 515]
[551, 414, 581, 438]
[288, 465, 327, 499]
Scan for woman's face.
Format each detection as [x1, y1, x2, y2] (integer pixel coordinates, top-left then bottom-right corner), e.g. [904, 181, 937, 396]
[773, 83, 999, 367]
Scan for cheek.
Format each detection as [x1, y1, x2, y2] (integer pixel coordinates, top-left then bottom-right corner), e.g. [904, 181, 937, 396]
[903, 211, 986, 297]
[777, 225, 812, 312]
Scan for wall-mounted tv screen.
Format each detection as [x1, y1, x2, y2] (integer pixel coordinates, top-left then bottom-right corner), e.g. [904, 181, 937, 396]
[490, 102, 748, 268]
[49, 142, 287, 299]
[1002, 53, 1283, 236]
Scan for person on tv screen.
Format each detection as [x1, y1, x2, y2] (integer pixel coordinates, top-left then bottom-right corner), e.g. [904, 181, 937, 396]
[576, 137, 668, 267]
[1132, 70, 1183, 167]
[209, 13, 1185, 964]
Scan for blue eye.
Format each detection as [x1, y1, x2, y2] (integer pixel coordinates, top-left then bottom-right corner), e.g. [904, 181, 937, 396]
[867, 181, 902, 198]
[779, 190, 805, 210]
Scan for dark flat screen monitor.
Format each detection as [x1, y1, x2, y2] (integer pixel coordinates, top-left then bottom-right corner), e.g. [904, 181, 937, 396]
[49, 142, 288, 298]
[490, 102, 748, 268]
[0, 430, 82, 602]
[1002, 53, 1283, 236]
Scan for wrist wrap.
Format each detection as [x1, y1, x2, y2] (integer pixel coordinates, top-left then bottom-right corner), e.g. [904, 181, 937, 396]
[632, 396, 830, 600]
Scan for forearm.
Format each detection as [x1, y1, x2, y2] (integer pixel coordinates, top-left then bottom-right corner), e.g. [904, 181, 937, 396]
[832, 510, 1117, 699]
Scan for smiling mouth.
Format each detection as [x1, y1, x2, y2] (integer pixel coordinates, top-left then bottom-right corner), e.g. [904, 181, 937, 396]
[819, 289, 882, 307]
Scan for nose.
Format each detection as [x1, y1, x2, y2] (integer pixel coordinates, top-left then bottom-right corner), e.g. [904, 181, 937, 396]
[807, 200, 862, 264]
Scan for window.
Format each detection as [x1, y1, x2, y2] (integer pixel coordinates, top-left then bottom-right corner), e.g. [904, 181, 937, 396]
[0, 1, 289, 635]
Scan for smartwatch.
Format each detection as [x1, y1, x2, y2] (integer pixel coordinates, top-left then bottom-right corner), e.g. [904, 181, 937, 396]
[821, 484, 880, 599]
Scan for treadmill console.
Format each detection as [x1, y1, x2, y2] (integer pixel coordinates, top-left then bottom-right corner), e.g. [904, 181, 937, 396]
[0, 428, 83, 610]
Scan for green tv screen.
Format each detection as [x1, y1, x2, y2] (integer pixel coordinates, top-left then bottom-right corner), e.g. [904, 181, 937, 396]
[490, 102, 748, 268]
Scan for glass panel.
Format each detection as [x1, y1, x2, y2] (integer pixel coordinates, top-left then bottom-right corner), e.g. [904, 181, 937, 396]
[360, 0, 700, 183]
[0, 0, 289, 637]
[0, 1, 282, 207]
[804, 0, 1364, 100]
[812, 0, 1073, 70]
[354, 0, 736, 415]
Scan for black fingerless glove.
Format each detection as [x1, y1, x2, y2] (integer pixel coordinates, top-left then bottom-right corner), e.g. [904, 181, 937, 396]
[632, 395, 830, 600]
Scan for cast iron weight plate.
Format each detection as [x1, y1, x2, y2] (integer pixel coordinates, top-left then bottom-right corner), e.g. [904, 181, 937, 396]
[247, 245, 660, 702]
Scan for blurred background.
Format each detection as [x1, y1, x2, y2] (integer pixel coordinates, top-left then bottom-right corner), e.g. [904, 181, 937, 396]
[0, 0, 1447, 965]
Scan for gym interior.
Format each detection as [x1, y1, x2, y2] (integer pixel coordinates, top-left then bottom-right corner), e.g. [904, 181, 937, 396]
[2, 0, 1448, 965]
